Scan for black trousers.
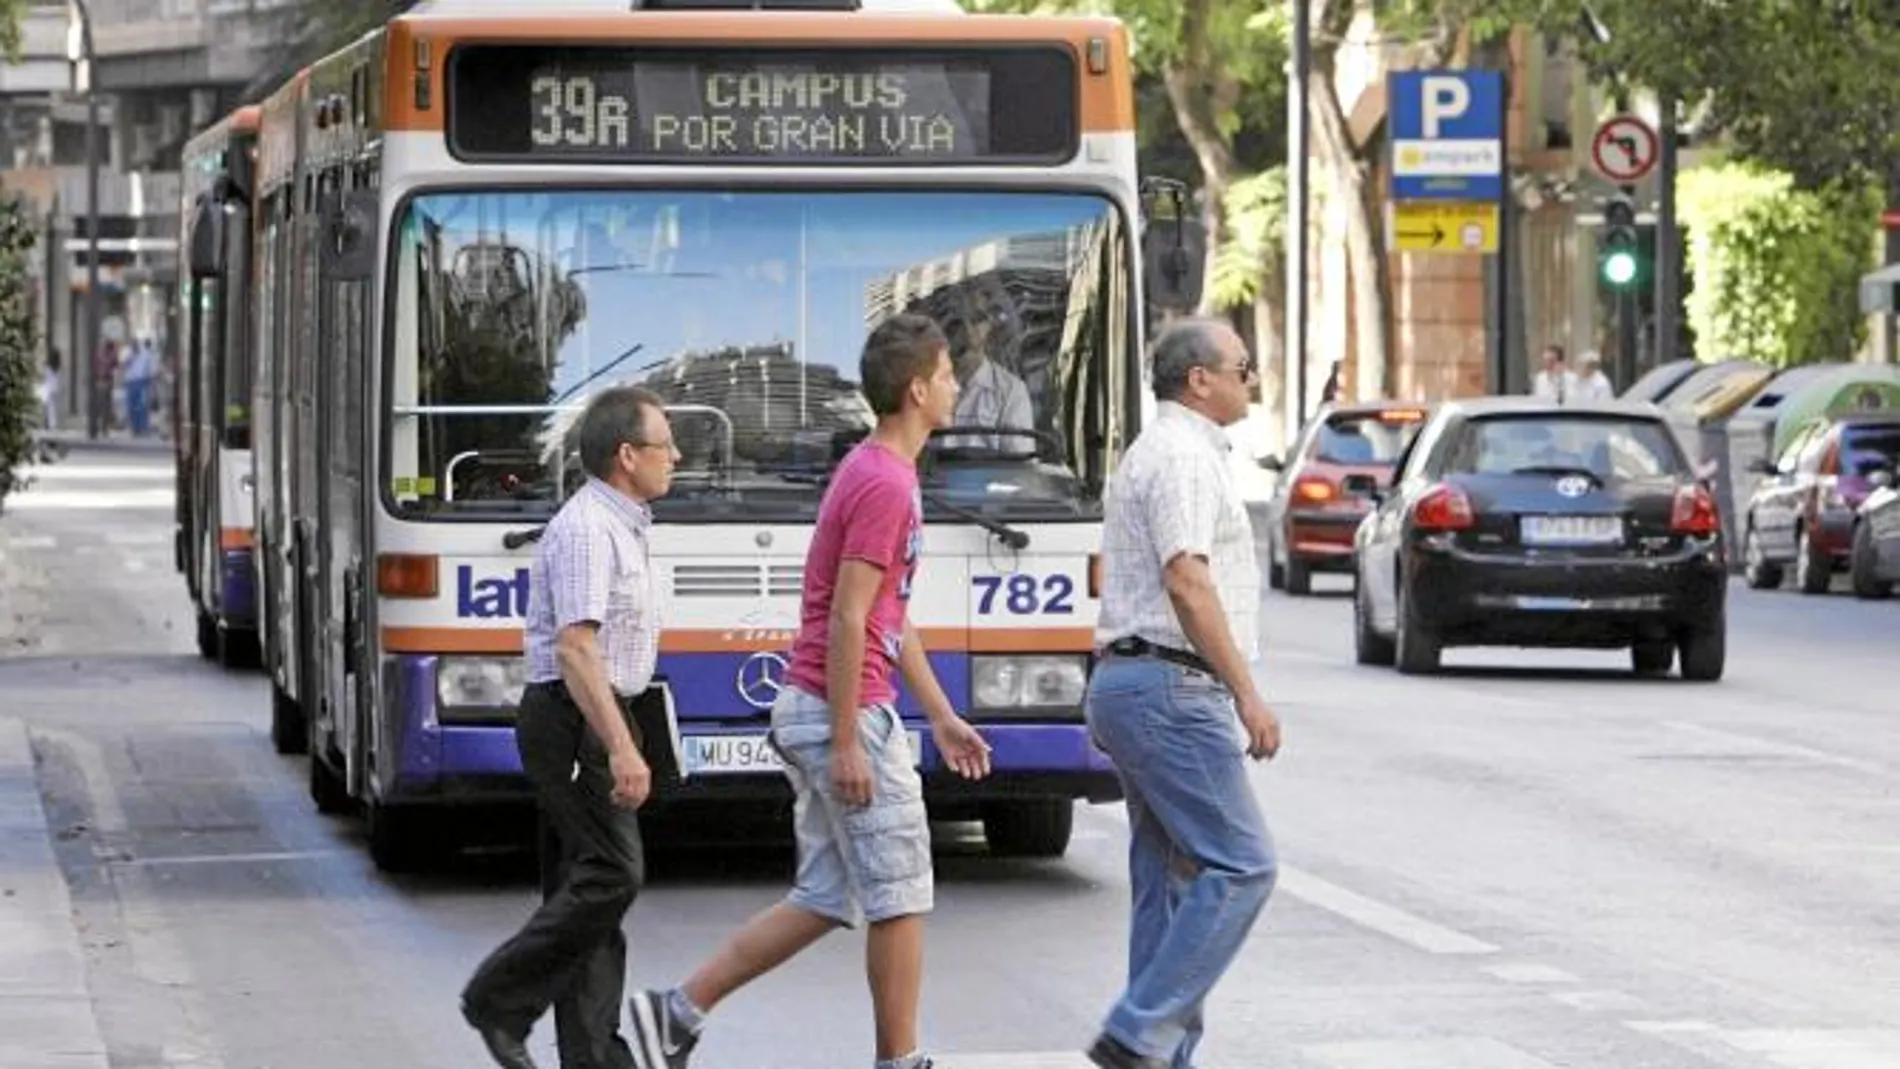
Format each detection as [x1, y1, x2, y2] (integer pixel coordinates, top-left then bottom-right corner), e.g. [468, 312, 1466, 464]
[463, 683, 646, 1069]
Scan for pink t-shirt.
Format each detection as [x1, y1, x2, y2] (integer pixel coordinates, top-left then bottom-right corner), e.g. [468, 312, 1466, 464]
[785, 440, 923, 708]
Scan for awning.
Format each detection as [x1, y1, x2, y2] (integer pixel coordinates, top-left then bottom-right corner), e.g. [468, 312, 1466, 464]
[1858, 262, 1900, 314]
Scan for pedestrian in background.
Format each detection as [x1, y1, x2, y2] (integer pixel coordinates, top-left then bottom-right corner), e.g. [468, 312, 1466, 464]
[462, 385, 680, 1069]
[1571, 350, 1616, 402]
[624, 313, 994, 1069]
[1531, 344, 1575, 403]
[1083, 317, 1282, 1069]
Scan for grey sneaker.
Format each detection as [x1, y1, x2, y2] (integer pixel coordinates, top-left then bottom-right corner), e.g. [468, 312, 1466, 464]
[627, 989, 698, 1069]
[1087, 1033, 1168, 1069]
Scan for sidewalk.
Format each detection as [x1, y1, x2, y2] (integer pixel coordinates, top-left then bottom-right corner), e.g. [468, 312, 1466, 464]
[0, 717, 109, 1069]
[32, 429, 172, 456]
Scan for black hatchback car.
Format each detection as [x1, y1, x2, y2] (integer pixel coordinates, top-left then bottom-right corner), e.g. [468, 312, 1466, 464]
[1351, 398, 1728, 680]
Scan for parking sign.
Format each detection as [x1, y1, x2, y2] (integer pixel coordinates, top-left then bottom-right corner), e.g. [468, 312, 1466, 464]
[1388, 70, 1504, 202]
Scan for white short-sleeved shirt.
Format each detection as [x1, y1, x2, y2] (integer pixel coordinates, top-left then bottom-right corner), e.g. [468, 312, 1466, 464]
[523, 478, 661, 696]
[1095, 401, 1259, 662]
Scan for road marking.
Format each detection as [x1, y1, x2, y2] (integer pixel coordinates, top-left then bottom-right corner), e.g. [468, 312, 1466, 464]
[1077, 807, 1499, 956]
[3, 534, 57, 549]
[1624, 1020, 1719, 1035]
[31, 727, 230, 1069]
[1661, 722, 1885, 776]
[5, 489, 175, 510]
[940, 1054, 1092, 1068]
[1278, 868, 1501, 956]
[1717, 1029, 1900, 1069]
[1302, 1036, 1566, 1068]
[1482, 963, 1580, 985]
[104, 850, 342, 867]
[1546, 989, 1644, 1012]
[103, 531, 170, 547]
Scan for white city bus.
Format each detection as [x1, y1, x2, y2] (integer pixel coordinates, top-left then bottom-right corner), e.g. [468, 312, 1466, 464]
[248, 0, 1200, 872]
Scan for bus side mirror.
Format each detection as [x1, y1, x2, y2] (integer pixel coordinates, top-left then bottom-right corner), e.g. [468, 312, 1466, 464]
[320, 190, 380, 283]
[1140, 177, 1205, 315]
[187, 194, 224, 280]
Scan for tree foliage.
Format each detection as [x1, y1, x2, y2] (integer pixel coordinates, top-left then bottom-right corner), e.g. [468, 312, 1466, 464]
[0, 0, 25, 62]
[1568, 0, 1900, 189]
[0, 192, 39, 513]
[1678, 163, 1877, 367]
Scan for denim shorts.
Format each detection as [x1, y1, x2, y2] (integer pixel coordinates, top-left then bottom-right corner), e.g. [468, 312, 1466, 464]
[767, 685, 933, 927]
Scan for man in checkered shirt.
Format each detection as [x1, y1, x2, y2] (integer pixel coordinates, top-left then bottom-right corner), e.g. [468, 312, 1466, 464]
[462, 385, 680, 1069]
[1083, 318, 1283, 1069]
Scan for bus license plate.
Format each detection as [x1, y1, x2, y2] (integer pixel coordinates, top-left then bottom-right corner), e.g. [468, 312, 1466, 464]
[683, 732, 925, 775]
[1521, 515, 1622, 546]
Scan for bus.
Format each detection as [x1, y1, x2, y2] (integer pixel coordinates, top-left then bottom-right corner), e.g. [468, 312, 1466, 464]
[177, 107, 264, 678]
[249, 0, 1201, 872]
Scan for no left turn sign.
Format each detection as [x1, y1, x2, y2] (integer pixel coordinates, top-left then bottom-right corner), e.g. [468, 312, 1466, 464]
[1592, 115, 1659, 183]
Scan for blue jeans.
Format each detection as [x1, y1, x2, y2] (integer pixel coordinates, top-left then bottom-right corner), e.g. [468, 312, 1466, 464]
[1084, 656, 1277, 1068]
[125, 378, 149, 435]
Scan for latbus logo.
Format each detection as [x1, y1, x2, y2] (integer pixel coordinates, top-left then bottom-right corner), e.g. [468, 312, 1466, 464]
[457, 565, 530, 619]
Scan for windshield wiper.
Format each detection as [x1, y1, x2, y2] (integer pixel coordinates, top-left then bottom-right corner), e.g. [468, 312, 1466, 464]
[923, 491, 1030, 550]
[502, 526, 545, 550]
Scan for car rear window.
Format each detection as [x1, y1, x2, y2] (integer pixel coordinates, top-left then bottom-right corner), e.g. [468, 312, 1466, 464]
[1842, 426, 1900, 477]
[1445, 416, 1686, 479]
[1311, 411, 1427, 464]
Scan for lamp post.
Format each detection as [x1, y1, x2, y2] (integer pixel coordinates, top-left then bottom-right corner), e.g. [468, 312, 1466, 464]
[66, 0, 101, 439]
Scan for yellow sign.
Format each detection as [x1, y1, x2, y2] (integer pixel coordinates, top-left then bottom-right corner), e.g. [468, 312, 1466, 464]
[1389, 201, 1499, 254]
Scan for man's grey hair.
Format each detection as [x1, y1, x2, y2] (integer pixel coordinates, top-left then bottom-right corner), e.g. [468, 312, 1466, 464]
[1150, 316, 1235, 401]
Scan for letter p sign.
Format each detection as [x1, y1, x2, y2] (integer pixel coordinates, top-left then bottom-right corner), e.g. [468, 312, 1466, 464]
[1420, 76, 1470, 139]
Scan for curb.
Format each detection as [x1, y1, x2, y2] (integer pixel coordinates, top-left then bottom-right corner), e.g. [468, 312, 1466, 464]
[0, 718, 109, 1069]
[31, 431, 171, 457]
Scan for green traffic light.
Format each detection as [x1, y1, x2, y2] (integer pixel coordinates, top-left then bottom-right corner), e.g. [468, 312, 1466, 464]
[1602, 249, 1638, 287]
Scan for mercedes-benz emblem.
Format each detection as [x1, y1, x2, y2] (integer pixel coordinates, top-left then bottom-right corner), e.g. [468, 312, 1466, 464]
[735, 651, 789, 711]
[1555, 475, 1591, 498]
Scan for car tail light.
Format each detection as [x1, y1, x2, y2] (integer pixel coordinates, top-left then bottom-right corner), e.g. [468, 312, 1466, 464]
[1293, 475, 1338, 504]
[1671, 485, 1720, 535]
[1412, 483, 1475, 531]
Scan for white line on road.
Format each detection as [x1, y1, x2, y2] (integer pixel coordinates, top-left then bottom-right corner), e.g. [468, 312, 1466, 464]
[2, 534, 57, 549]
[31, 727, 230, 1069]
[1482, 963, 1581, 985]
[106, 850, 343, 867]
[1662, 721, 1886, 776]
[1278, 868, 1501, 956]
[4, 489, 175, 510]
[1716, 1029, 1900, 1069]
[1080, 806, 1500, 956]
[939, 1054, 1092, 1068]
[1301, 1035, 1568, 1068]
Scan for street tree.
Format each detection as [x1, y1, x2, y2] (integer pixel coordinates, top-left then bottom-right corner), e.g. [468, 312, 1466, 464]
[1, 2, 38, 512]
[960, 0, 1291, 315]
[0, 192, 39, 514]
[1570, 0, 1900, 191]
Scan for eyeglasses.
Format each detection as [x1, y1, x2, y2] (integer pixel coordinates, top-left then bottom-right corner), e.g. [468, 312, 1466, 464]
[1202, 358, 1258, 380]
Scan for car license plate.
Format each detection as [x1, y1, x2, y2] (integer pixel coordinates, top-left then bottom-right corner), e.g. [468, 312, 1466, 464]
[1521, 514, 1623, 546]
[682, 731, 925, 776]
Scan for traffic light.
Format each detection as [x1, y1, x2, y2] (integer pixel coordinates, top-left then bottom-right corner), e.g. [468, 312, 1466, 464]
[1599, 193, 1643, 290]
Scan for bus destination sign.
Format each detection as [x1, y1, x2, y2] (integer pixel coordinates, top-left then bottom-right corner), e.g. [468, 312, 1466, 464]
[448, 46, 1078, 164]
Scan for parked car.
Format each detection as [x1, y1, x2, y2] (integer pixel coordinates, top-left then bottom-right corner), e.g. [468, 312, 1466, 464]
[1850, 460, 1900, 599]
[1740, 413, 1900, 594]
[1351, 397, 1727, 680]
[1261, 401, 1430, 594]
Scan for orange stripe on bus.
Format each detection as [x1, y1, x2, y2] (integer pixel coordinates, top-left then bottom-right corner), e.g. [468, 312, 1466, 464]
[380, 626, 1097, 656]
[220, 527, 255, 550]
[384, 16, 1134, 136]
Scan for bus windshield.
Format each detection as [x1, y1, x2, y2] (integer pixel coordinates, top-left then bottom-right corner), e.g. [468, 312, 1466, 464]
[383, 189, 1131, 523]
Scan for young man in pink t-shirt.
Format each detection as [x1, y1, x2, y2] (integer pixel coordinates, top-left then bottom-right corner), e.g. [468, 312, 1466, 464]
[626, 314, 993, 1069]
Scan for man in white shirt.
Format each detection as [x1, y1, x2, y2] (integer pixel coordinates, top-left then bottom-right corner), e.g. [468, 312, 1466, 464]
[1083, 318, 1282, 1069]
[1570, 350, 1615, 401]
[1531, 344, 1576, 404]
[942, 280, 1035, 455]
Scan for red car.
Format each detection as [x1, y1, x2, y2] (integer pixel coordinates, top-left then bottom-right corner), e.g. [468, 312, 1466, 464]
[1263, 401, 1431, 594]
[1742, 413, 1900, 593]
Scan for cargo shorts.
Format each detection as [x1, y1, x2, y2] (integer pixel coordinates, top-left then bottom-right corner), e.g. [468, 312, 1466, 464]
[767, 684, 933, 927]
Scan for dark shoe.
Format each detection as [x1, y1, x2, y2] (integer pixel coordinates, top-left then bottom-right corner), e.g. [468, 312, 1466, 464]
[462, 1004, 538, 1069]
[627, 989, 699, 1069]
[1087, 1033, 1169, 1069]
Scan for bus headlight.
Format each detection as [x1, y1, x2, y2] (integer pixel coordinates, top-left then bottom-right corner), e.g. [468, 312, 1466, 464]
[971, 655, 1088, 711]
[436, 656, 528, 710]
